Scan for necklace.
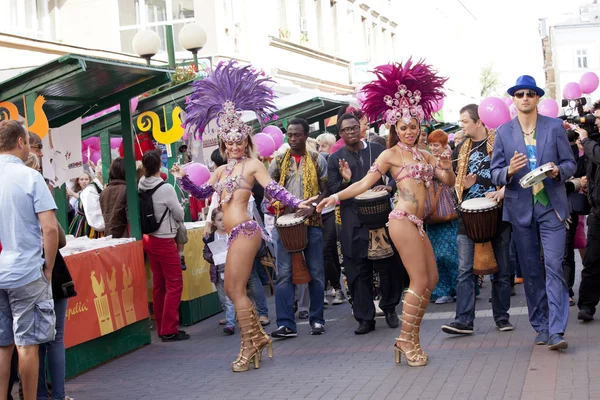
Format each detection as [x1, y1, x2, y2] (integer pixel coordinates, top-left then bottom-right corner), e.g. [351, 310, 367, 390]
[396, 142, 424, 162]
[225, 156, 247, 174]
[523, 128, 535, 136]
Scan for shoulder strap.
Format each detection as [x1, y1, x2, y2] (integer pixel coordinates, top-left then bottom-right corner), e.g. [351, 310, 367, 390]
[144, 181, 167, 196]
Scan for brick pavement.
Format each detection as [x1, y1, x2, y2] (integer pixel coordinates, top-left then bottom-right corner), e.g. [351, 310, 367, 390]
[65, 260, 600, 400]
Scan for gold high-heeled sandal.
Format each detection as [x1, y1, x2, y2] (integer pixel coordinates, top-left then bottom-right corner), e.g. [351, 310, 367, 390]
[394, 289, 428, 367]
[411, 288, 432, 359]
[251, 305, 273, 360]
[232, 308, 264, 372]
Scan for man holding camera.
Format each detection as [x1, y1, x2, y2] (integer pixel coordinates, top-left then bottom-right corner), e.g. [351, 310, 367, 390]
[574, 101, 600, 322]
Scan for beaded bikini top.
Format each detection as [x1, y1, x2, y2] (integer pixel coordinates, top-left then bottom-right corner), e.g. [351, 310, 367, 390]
[213, 157, 252, 205]
[394, 143, 434, 187]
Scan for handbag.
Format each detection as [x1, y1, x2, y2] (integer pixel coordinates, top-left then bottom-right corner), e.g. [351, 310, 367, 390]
[175, 224, 188, 245]
[424, 181, 458, 225]
[568, 192, 591, 216]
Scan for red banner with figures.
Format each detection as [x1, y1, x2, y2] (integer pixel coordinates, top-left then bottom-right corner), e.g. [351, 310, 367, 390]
[63, 241, 149, 348]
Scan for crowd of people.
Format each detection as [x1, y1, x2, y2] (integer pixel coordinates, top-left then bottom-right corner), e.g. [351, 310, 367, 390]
[1, 58, 599, 400]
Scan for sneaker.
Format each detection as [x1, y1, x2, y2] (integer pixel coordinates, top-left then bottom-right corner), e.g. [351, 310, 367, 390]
[161, 332, 190, 342]
[271, 326, 297, 339]
[496, 320, 514, 331]
[441, 322, 474, 335]
[332, 291, 345, 305]
[180, 255, 187, 271]
[324, 293, 329, 306]
[311, 322, 325, 335]
[259, 316, 270, 326]
[223, 326, 235, 335]
[435, 295, 454, 304]
[578, 308, 594, 322]
[548, 333, 568, 350]
[298, 310, 309, 319]
[535, 331, 549, 345]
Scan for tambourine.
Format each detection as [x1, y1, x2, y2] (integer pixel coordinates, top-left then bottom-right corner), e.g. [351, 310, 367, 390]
[519, 162, 554, 189]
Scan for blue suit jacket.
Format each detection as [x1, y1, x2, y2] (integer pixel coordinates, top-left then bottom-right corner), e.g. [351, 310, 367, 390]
[490, 114, 576, 227]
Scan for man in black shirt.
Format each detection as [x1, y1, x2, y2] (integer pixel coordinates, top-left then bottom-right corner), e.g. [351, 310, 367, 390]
[441, 104, 513, 335]
[328, 113, 404, 335]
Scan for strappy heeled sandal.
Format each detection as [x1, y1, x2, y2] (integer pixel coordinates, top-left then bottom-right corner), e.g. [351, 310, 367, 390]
[394, 289, 428, 367]
[232, 307, 267, 372]
[251, 305, 273, 360]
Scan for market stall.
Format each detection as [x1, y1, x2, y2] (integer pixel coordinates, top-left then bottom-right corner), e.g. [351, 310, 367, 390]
[0, 54, 172, 377]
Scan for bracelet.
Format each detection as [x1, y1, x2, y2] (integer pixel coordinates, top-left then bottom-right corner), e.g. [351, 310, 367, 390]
[342, 178, 351, 184]
[332, 193, 340, 202]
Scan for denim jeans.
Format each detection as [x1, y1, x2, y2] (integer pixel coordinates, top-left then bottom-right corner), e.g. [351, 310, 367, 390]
[455, 223, 511, 327]
[37, 297, 68, 400]
[248, 259, 269, 317]
[273, 226, 325, 331]
[215, 265, 236, 328]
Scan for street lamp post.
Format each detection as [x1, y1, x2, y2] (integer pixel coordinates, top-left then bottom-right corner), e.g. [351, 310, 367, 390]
[178, 23, 208, 70]
[132, 29, 161, 66]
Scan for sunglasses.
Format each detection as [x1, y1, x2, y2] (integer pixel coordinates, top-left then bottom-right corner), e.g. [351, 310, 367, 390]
[514, 90, 537, 99]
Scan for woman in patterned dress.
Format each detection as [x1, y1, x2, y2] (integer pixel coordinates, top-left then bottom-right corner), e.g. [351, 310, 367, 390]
[425, 130, 459, 304]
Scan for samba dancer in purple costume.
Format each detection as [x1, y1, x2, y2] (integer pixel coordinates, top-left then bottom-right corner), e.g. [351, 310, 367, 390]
[171, 61, 314, 373]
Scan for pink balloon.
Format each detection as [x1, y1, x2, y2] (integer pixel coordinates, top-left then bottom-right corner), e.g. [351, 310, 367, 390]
[579, 72, 599, 94]
[478, 97, 511, 129]
[184, 163, 211, 186]
[84, 137, 101, 151]
[431, 97, 445, 113]
[563, 82, 582, 100]
[110, 137, 122, 149]
[253, 133, 276, 157]
[509, 103, 518, 119]
[538, 98, 559, 118]
[262, 126, 284, 149]
[81, 141, 88, 152]
[90, 150, 101, 165]
[503, 97, 513, 107]
[330, 138, 345, 154]
[82, 152, 88, 164]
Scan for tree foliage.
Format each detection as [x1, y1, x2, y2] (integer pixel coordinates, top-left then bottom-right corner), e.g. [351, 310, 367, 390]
[480, 64, 501, 98]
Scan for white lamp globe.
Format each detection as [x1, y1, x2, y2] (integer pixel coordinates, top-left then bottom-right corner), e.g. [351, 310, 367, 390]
[179, 23, 207, 52]
[132, 29, 161, 59]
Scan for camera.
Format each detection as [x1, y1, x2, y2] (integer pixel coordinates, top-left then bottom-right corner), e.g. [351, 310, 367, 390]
[559, 97, 599, 140]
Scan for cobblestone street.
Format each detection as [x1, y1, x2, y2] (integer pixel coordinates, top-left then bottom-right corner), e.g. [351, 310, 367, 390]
[66, 262, 599, 400]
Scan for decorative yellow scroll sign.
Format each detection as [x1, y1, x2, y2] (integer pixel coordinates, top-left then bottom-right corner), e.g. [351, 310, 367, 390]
[136, 106, 184, 145]
[0, 96, 50, 139]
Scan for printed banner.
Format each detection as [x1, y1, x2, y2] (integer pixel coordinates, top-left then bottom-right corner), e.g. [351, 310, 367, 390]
[42, 118, 84, 188]
[63, 241, 149, 348]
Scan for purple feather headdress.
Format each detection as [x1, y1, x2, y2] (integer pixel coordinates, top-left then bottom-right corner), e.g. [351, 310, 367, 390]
[184, 60, 277, 141]
[361, 58, 447, 125]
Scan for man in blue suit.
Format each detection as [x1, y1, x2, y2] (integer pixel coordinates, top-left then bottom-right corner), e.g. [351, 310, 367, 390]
[490, 75, 576, 350]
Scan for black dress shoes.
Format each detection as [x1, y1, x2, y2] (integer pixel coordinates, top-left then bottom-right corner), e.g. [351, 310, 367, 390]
[354, 320, 376, 335]
[384, 311, 399, 328]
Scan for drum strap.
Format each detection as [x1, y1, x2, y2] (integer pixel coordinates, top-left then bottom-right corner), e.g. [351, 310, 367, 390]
[455, 132, 496, 203]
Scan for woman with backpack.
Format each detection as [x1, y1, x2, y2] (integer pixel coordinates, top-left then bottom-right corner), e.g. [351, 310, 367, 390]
[139, 149, 187, 342]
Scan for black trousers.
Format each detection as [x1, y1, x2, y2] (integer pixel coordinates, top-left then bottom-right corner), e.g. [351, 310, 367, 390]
[578, 214, 600, 313]
[563, 212, 579, 298]
[322, 211, 341, 290]
[344, 251, 404, 323]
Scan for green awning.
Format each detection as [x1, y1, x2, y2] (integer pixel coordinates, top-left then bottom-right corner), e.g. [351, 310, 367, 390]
[0, 54, 173, 128]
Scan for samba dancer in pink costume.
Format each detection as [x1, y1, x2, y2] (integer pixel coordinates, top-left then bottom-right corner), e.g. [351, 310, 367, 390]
[317, 59, 455, 367]
[171, 61, 314, 372]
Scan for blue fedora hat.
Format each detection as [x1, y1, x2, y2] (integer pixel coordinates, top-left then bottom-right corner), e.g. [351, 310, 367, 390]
[507, 75, 545, 97]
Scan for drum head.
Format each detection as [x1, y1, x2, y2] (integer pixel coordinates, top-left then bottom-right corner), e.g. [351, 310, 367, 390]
[276, 213, 306, 227]
[355, 189, 389, 200]
[460, 197, 498, 211]
[519, 162, 554, 188]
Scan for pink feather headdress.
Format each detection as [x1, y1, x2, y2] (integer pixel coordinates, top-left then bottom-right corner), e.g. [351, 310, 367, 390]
[361, 58, 447, 125]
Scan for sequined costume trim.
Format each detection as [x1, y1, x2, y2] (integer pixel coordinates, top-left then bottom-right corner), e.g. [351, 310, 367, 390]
[179, 176, 214, 200]
[368, 162, 384, 175]
[227, 220, 268, 249]
[265, 180, 302, 208]
[389, 209, 425, 238]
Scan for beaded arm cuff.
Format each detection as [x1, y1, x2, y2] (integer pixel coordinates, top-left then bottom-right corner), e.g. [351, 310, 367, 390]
[265, 180, 302, 208]
[178, 176, 215, 200]
[368, 162, 383, 175]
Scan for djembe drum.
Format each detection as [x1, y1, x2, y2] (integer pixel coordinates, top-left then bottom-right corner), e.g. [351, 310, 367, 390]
[275, 214, 311, 284]
[458, 197, 502, 275]
[355, 190, 394, 260]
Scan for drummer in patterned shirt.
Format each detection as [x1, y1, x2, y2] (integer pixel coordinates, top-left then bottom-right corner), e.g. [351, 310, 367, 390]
[441, 104, 514, 335]
[269, 118, 328, 339]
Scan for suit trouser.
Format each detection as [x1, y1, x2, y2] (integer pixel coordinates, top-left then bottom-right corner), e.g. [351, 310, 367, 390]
[344, 253, 403, 323]
[578, 213, 600, 314]
[563, 212, 579, 298]
[322, 211, 342, 290]
[512, 202, 569, 336]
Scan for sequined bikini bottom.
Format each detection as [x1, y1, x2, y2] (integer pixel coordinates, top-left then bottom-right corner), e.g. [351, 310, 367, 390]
[227, 220, 269, 249]
[388, 209, 425, 239]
